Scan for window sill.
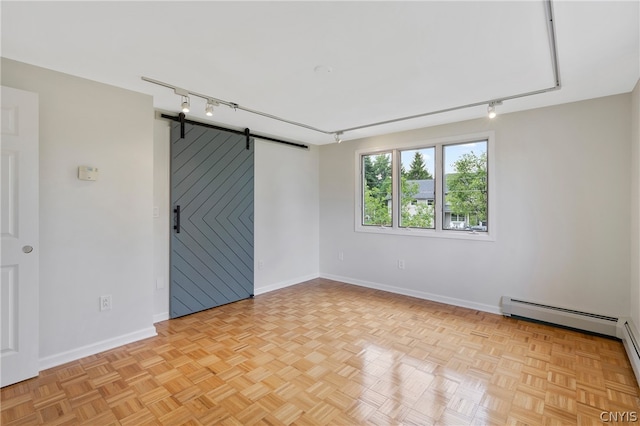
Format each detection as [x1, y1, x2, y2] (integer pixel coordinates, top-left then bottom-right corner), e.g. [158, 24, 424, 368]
[355, 225, 496, 242]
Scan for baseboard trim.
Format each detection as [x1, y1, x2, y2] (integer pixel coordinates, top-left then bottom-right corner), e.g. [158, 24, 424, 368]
[320, 273, 501, 315]
[254, 273, 320, 296]
[39, 326, 158, 371]
[153, 312, 170, 324]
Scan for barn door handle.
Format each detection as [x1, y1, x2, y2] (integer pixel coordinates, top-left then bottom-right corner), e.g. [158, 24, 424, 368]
[174, 206, 181, 233]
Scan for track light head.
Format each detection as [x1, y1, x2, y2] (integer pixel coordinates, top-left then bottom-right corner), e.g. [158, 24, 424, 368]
[181, 95, 190, 113]
[334, 132, 343, 144]
[487, 100, 502, 119]
[205, 100, 215, 117]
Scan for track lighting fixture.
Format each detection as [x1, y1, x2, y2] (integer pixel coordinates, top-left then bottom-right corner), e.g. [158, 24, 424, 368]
[487, 101, 502, 119]
[181, 96, 190, 113]
[205, 99, 215, 116]
[145, 5, 561, 143]
[145, 0, 560, 138]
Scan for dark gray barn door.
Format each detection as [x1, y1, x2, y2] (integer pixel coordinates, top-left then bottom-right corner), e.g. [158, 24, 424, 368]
[170, 122, 254, 318]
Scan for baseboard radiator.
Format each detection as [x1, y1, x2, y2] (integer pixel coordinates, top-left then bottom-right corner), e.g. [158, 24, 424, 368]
[618, 319, 640, 387]
[501, 296, 619, 336]
[501, 296, 640, 386]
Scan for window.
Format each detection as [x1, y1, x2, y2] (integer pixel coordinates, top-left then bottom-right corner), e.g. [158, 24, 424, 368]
[361, 152, 392, 227]
[400, 147, 435, 229]
[450, 213, 465, 222]
[443, 141, 488, 232]
[355, 132, 494, 240]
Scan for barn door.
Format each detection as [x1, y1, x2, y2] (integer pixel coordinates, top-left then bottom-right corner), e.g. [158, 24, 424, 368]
[170, 122, 254, 318]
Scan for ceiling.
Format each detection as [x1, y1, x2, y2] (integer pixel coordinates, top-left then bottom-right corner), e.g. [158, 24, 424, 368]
[2, 1, 638, 145]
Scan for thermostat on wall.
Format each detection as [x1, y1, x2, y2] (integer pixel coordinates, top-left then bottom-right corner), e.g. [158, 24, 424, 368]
[78, 166, 99, 181]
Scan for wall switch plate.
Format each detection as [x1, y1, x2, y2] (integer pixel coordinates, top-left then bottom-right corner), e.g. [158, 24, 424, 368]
[338, 251, 344, 261]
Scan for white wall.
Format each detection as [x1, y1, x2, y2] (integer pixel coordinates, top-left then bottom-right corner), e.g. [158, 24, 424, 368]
[631, 79, 640, 327]
[153, 119, 170, 321]
[254, 140, 320, 293]
[2, 59, 156, 368]
[151, 125, 320, 319]
[319, 94, 632, 317]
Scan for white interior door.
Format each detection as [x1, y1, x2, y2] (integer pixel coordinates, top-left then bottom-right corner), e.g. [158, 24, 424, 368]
[1, 86, 39, 387]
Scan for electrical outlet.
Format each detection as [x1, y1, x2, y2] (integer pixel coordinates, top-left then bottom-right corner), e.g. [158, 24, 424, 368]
[258, 260, 264, 270]
[338, 251, 344, 261]
[100, 295, 112, 311]
[398, 259, 405, 270]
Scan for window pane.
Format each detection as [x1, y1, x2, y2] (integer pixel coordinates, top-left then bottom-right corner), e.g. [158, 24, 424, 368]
[362, 152, 392, 226]
[399, 147, 435, 229]
[443, 141, 488, 231]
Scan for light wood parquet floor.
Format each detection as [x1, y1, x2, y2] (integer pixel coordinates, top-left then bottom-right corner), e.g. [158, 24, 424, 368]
[2, 278, 639, 425]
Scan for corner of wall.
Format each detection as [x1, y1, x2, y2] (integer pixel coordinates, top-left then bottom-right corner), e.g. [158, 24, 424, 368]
[631, 79, 640, 327]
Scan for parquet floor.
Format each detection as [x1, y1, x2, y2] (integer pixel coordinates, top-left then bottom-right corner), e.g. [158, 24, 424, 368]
[2, 279, 639, 425]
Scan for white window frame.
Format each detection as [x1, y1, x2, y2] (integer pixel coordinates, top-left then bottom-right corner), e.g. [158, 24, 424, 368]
[354, 131, 496, 241]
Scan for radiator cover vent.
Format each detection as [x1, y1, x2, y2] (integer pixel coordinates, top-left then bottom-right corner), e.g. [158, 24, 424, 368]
[619, 319, 640, 387]
[508, 298, 618, 322]
[501, 296, 618, 337]
[624, 321, 640, 358]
